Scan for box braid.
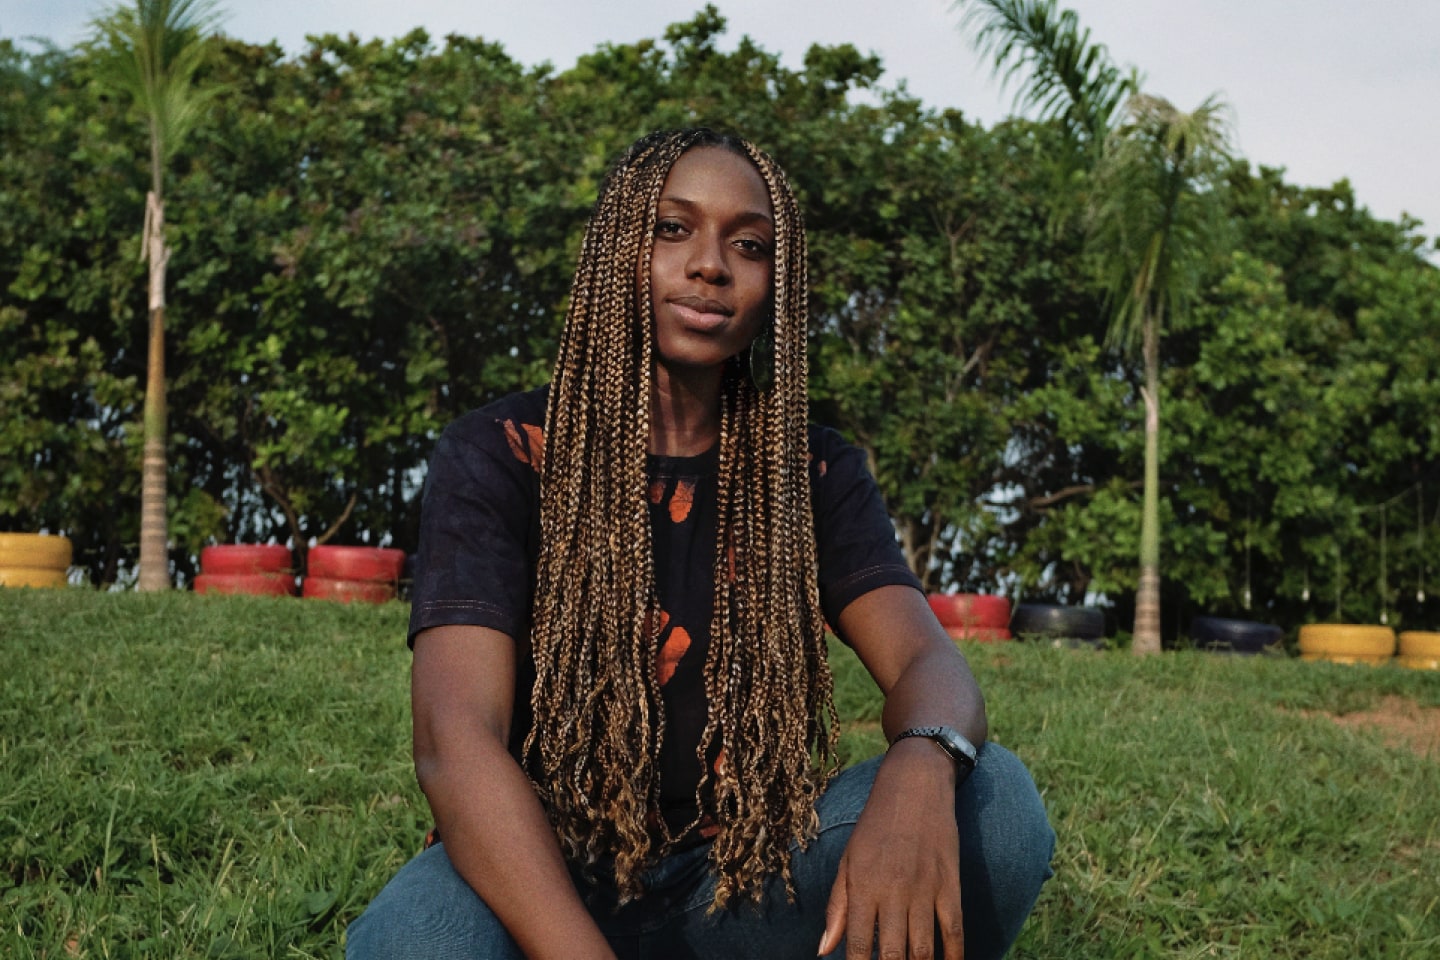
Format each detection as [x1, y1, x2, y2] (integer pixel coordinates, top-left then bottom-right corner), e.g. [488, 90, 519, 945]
[525, 128, 838, 908]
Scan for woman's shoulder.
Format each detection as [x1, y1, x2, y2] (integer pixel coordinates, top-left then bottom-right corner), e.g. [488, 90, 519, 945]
[427, 386, 551, 482]
[441, 385, 549, 445]
[449, 385, 548, 430]
[805, 422, 868, 477]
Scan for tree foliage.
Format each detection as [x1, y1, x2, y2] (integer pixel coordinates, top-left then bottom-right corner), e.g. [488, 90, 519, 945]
[1, 9, 1437, 640]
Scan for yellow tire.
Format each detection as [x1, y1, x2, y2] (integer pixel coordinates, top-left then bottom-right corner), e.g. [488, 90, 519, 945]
[1398, 631, 1440, 658]
[1299, 652, 1391, 667]
[1297, 624, 1397, 657]
[0, 533, 72, 570]
[0, 566, 69, 589]
[1396, 655, 1440, 671]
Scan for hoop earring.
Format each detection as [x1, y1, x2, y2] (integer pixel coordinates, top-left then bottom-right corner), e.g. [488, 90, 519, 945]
[748, 323, 775, 392]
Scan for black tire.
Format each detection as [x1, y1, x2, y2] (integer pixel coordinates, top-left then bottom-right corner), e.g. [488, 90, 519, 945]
[1010, 603, 1106, 641]
[1189, 616, 1282, 654]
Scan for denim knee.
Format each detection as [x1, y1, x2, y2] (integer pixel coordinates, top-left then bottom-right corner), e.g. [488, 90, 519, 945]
[957, 742, 1056, 959]
[345, 844, 525, 960]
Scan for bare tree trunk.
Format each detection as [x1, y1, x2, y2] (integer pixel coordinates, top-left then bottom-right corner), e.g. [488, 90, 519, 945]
[137, 190, 170, 591]
[1132, 315, 1162, 653]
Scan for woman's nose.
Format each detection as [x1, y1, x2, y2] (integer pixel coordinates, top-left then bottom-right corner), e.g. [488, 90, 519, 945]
[686, 232, 730, 284]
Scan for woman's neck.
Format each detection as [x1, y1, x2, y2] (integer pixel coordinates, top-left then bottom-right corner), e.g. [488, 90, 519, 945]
[650, 366, 722, 456]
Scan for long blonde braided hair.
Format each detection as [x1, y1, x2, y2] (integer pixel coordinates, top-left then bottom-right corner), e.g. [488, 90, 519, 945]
[524, 129, 838, 907]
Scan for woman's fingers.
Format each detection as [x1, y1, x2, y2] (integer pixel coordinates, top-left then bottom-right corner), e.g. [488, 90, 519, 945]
[936, 880, 965, 959]
[819, 853, 849, 957]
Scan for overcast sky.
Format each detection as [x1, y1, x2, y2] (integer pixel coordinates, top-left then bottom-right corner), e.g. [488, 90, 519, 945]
[5, 0, 1438, 251]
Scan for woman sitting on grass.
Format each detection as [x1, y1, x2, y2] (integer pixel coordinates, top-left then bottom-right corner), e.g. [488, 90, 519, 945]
[346, 127, 1054, 959]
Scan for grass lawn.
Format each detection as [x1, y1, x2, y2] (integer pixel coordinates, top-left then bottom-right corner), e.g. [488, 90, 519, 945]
[1, 588, 1437, 958]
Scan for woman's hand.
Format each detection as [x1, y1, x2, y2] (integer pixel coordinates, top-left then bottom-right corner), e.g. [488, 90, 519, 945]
[818, 739, 964, 959]
[822, 584, 987, 958]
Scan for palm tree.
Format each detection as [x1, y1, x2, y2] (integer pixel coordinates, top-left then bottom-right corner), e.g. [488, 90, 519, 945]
[92, 0, 224, 590]
[953, 0, 1233, 652]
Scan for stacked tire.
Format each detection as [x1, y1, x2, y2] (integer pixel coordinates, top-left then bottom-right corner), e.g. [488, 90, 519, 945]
[1397, 631, 1440, 671]
[194, 544, 297, 597]
[303, 546, 405, 604]
[0, 533, 72, 589]
[927, 594, 1011, 642]
[1010, 603, 1107, 648]
[1297, 624, 1396, 665]
[1189, 616, 1283, 655]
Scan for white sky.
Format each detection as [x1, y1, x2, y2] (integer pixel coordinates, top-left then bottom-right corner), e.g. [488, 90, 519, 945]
[5, 0, 1439, 251]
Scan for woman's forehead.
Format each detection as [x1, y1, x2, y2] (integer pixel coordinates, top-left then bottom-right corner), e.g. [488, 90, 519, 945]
[659, 147, 772, 220]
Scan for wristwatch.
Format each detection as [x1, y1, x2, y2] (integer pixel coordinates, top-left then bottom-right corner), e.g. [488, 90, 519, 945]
[890, 726, 979, 780]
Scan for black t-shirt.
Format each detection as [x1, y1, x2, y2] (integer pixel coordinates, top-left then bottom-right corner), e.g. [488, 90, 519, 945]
[408, 386, 921, 835]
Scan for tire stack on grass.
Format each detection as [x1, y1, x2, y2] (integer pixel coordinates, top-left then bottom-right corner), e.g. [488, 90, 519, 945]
[1188, 615, 1284, 655]
[194, 544, 297, 597]
[1296, 624, 1396, 665]
[926, 594, 1011, 642]
[1397, 631, 1440, 671]
[0, 533, 72, 589]
[303, 546, 405, 604]
[1010, 603, 1107, 649]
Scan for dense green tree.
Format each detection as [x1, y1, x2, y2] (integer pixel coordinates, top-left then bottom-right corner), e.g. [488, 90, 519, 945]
[0, 40, 152, 586]
[806, 109, 1093, 590]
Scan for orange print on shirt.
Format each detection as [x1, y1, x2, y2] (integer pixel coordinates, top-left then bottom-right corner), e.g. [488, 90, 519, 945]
[669, 480, 695, 523]
[502, 420, 545, 473]
[655, 625, 692, 686]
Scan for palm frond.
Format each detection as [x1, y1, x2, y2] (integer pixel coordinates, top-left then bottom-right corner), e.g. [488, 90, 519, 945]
[1089, 93, 1235, 352]
[952, 0, 1136, 144]
[90, 0, 226, 165]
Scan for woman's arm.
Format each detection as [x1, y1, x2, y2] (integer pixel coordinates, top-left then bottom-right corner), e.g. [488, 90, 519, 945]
[818, 584, 986, 959]
[411, 623, 616, 960]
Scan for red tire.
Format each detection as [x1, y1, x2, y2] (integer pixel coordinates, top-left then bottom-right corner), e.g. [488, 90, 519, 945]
[945, 626, 1013, 643]
[927, 593, 1011, 630]
[200, 544, 293, 575]
[194, 572, 297, 597]
[307, 546, 406, 583]
[302, 576, 396, 604]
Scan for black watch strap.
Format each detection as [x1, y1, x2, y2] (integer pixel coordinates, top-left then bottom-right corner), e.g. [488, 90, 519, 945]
[890, 725, 979, 779]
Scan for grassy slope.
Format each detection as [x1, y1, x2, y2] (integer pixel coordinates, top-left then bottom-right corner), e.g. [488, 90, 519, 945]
[1, 589, 1436, 958]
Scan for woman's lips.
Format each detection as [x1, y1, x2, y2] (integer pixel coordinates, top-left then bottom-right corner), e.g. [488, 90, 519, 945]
[667, 296, 733, 331]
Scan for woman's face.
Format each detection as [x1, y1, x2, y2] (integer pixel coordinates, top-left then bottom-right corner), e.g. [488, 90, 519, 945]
[646, 146, 775, 382]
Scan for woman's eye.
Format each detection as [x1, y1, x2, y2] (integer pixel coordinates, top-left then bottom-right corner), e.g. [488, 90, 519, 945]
[655, 219, 685, 237]
[735, 237, 771, 256]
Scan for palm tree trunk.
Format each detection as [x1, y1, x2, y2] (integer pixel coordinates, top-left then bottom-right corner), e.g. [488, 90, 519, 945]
[137, 189, 170, 591]
[1132, 313, 1162, 653]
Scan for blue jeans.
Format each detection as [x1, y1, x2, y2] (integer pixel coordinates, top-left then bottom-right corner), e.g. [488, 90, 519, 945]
[346, 743, 1054, 959]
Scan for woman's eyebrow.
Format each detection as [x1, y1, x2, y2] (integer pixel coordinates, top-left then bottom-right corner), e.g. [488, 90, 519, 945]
[657, 196, 774, 227]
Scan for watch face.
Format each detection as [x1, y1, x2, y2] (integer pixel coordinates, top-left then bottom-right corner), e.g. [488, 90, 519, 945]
[937, 729, 977, 766]
[896, 726, 977, 771]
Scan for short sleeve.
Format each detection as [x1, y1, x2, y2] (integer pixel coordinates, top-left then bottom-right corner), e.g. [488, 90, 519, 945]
[407, 391, 546, 646]
[809, 425, 923, 629]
